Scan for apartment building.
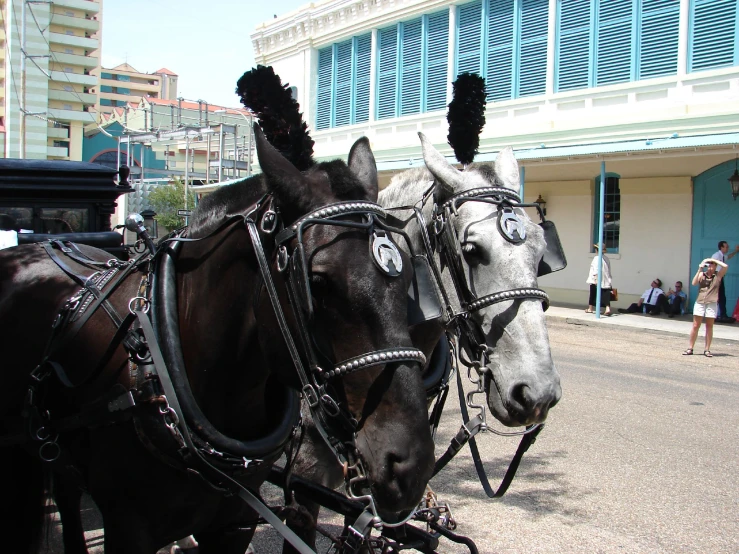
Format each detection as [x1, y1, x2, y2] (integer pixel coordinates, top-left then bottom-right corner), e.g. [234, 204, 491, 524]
[2, 0, 101, 161]
[252, 0, 739, 311]
[93, 63, 178, 115]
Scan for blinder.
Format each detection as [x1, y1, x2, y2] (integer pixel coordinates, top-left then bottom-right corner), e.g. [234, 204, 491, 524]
[537, 219, 567, 277]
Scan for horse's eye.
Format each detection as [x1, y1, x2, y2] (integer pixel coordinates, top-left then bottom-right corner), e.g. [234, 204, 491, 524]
[310, 274, 329, 295]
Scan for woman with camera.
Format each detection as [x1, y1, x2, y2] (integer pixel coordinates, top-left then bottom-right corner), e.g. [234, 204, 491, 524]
[684, 258, 728, 357]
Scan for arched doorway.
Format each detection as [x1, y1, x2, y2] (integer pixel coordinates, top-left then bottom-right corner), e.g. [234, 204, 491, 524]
[692, 160, 739, 317]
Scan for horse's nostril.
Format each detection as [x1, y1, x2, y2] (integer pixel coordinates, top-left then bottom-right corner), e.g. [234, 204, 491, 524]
[510, 382, 532, 412]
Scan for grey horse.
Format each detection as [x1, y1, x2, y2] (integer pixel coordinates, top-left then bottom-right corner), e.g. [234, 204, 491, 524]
[281, 133, 562, 552]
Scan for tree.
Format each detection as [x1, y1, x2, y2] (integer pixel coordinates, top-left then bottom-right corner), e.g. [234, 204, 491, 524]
[147, 178, 196, 231]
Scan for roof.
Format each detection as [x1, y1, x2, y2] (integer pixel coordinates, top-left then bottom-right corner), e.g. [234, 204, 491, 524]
[154, 67, 178, 76]
[142, 97, 251, 115]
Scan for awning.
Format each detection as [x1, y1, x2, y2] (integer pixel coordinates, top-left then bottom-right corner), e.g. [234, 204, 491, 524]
[375, 132, 739, 171]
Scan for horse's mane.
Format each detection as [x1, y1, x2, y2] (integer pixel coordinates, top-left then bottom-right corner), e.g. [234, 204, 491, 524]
[188, 175, 267, 237]
[189, 159, 371, 237]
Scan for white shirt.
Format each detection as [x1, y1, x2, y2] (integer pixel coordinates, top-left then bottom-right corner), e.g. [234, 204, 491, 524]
[712, 250, 725, 263]
[640, 287, 664, 305]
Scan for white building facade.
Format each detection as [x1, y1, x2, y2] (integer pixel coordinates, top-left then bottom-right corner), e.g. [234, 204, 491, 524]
[252, 0, 739, 311]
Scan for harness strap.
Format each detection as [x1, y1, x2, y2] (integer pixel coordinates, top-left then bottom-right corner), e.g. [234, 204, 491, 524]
[135, 311, 316, 554]
[432, 367, 543, 497]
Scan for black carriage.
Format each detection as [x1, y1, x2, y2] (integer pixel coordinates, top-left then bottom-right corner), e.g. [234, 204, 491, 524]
[0, 158, 132, 259]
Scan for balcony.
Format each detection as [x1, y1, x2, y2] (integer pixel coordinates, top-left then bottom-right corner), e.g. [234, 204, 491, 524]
[47, 145, 70, 158]
[50, 70, 97, 86]
[47, 107, 97, 123]
[51, 52, 98, 69]
[49, 89, 96, 104]
[52, 0, 101, 13]
[51, 14, 100, 32]
[100, 78, 159, 93]
[48, 126, 70, 139]
[49, 32, 99, 50]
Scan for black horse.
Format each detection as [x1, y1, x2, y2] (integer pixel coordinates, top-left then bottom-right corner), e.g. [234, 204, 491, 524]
[0, 128, 434, 553]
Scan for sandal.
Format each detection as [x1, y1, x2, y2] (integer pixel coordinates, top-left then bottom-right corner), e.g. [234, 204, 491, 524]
[704, 350, 713, 358]
[585, 309, 594, 313]
[682, 348, 693, 355]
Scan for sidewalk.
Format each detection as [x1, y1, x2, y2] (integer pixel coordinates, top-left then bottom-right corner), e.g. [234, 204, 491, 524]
[546, 304, 739, 342]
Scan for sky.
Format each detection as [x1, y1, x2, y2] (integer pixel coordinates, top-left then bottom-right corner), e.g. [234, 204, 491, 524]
[101, 0, 310, 108]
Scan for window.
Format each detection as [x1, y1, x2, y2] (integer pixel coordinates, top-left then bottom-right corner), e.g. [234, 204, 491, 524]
[457, 0, 548, 101]
[556, 0, 679, 92]
[63, 85, 73, 92]
[64, 67, 74, 73]
[65, 30, 75, 36]
[65, 10, 75, 17]
[64, 48, 74, 54]
[377, 11, 449, 120]
[689, 0, 739, 72]
[316, 33, 371, 129]
[101, 72, 112, 79]
[593, 174, 620, 253]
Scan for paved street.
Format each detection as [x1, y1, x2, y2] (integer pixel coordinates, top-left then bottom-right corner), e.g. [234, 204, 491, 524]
[50, 311, 739, 553]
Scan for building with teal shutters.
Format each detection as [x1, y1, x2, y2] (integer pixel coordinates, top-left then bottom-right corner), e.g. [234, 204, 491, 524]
[252, 0, 739, 314]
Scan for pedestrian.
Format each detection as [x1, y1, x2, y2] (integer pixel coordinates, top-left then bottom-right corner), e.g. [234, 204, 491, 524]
[618, 278, 665, 315]
[683, 257, 728, 357]
[711, 240, 739, 321]
[585, 244, 612, 316]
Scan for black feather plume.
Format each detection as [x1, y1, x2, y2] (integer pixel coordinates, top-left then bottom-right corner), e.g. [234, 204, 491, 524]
[447, 73, 486, 166]
[235, 65, 315, 170]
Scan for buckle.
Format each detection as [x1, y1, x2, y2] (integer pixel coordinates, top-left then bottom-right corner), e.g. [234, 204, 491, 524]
[302, 384, 319, 408]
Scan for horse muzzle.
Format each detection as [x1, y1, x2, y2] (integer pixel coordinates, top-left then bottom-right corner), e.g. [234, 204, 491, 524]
[484, 365, 562, 427]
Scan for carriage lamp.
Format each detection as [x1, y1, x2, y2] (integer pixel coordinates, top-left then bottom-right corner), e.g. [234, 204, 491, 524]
[729, 159, 739, 201]
[533, 194, 547, 216]
[140, 209, 158, 238]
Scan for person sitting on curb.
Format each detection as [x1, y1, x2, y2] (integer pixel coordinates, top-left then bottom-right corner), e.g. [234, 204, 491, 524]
[618, 278, 665, 314]
[665, 281, 687, 318]
[684, 258, 728, 357]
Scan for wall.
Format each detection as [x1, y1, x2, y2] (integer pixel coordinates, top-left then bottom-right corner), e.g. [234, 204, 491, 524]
[537, 176, 692, 307]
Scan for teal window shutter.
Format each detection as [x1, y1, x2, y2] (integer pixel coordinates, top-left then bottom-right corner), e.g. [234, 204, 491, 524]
[377, 26, 399, 119]
[316, 47, 333, 130]
[596, 0, 633, 86]
[425, 11, 449, 111]
[639, 0, 679, 79]
[457, 1, 484, 76]
[354, 34, 372, 123]
[486, 0, 515, 101]
[334, 40, 353, 127]
[689, 0, 739, 72]
[556, 0, 593, 91]
[518, 0, 549, 97]
[401, 19, 423, 116]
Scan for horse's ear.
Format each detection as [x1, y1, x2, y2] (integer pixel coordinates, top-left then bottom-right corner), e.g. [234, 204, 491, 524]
[494, 146, 519, 191]
[347, 137, 378, 202]
[254, 124, 315, 218]
[419, 132, 463, 203]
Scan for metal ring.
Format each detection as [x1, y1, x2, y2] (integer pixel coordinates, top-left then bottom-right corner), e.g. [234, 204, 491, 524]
[39, 440, 61, 463]
[261, 210, 278, 234]
[277, 246, 289, 272]
[128, 296, 150, 315]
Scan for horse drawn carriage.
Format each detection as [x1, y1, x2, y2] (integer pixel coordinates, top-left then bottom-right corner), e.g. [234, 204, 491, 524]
[0, 70, 566, 554]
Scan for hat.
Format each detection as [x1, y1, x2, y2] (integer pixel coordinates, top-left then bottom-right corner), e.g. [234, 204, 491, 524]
[593, 243, 607, 252]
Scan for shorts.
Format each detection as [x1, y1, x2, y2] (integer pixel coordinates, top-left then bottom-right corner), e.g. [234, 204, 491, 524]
[693, 302, 717, 319]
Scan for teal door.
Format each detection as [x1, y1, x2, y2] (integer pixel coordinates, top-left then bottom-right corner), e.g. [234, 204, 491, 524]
[692, 160, 739, 317]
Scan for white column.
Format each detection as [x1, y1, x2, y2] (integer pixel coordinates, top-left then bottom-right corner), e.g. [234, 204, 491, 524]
[677, 0, 690, 78]
[369, 28, 378, 123]
[546, 0, 557, 96]
[446, 5, 457, 106]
